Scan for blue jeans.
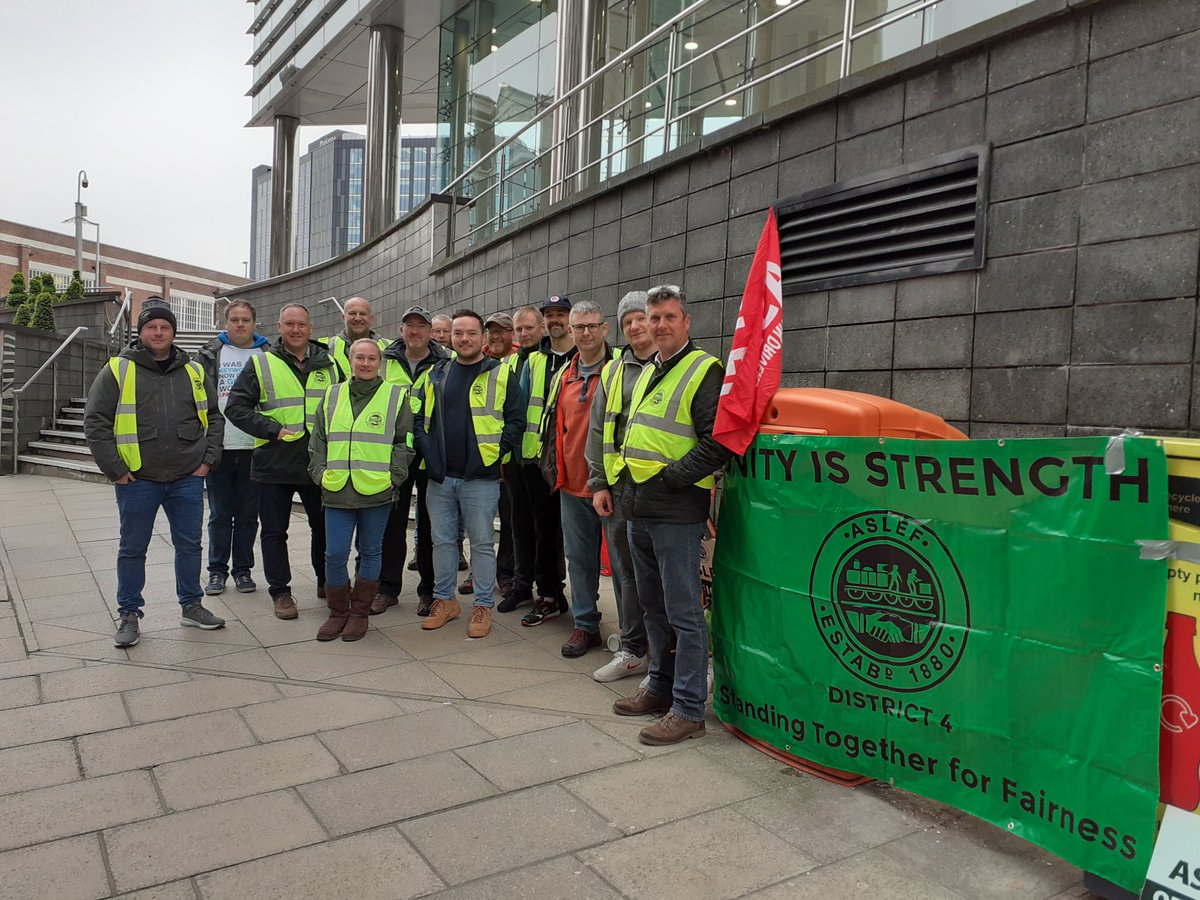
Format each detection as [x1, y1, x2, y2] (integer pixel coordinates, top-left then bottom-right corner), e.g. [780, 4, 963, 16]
[325, 504, 392, 587]
[115, 476, 204, 616]
[560, 492, 602, 633]
[603, 502, 648, 657]
[427, 477, 499, 607]
[205, 449, 259, 578]
[628, 519, 708, 722]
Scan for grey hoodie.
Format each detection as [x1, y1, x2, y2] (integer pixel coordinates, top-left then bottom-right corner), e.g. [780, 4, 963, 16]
[84, 343, 224, 483]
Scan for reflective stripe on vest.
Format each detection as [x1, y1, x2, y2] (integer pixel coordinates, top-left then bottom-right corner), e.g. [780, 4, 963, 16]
[622, 349, 720, 489]
[251, 353, 336, 448]
[320, 381, 406, 495]
[600, 357, 626, 484]
[326, 335, 386, 380]
[521, 352, 549, 460]
[107, 357, 209, 473]
[420, 363, 511, 468]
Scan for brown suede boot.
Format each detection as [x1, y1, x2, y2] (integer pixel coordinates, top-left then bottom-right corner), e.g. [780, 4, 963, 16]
[316, 584, 351, 641]
[342, 578, 377, 642]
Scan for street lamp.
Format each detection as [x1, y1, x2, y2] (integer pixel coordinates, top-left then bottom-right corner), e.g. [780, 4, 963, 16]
[74, 170, 89, 275]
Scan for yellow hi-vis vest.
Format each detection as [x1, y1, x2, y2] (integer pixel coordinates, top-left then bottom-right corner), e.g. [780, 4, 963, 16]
[622, 349, 721, 489]
[519, 351, 555, 460]
[599, 355, 633, 485]
[384, 354, 435, 392]
[320, 381, 407, 495]
[250, 353, 337, 448]
[325, 335, 387, 380]
[108, 357, 209, 472]
[418, 362, 512, 467]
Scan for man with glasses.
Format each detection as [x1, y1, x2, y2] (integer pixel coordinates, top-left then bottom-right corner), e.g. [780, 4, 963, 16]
[540, 301, 619, 657]
[612, 286, 731, 745]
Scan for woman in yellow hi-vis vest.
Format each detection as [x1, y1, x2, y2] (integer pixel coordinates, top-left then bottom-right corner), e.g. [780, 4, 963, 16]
[308, 340, 414, 641]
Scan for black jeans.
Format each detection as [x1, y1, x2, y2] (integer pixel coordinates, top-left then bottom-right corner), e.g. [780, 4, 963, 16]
[497, 475, 514, 592]
[258, 481, 325, 599]
[378, 468, 434, 600]
[205, 449, 259, 578]
[507, 461, 565, 602]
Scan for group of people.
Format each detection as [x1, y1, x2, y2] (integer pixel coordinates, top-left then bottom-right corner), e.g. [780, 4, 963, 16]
[83, 284, 728, 745]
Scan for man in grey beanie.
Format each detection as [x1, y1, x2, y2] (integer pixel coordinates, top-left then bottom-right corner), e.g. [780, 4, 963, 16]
[584, 291, 657, 682]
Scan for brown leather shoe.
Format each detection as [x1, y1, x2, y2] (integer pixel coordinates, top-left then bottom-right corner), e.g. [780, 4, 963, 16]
[561, 628, 601, 658]
[342, 578, 377, 642]
[612, 687, 672, 717]
[316, 585, 350, 641]
[370, 592, 397, 615]
[421, 598, 461, 630]
[273, 594, 299, 620]
[467, 605, 492, 638]
[639, 712, 706, 746]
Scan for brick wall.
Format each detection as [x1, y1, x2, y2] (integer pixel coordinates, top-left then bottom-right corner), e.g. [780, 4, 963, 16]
[236, 0, 1200, 436]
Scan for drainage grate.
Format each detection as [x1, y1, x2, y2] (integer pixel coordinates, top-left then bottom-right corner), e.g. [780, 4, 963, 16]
[775, 145, 989, 294]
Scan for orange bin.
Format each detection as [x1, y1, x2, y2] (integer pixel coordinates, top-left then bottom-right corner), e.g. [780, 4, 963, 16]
[722, 388, 966, 785]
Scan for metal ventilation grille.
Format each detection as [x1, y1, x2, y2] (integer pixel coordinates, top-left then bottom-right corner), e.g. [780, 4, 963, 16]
[775, 146, 989, 294]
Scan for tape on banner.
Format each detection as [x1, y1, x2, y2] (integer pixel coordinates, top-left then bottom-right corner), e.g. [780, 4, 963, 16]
[1137, 539, 1200, 564]
[1105, 428, 1143, 475]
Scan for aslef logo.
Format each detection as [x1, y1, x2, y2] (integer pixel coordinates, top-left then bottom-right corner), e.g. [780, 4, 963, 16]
[810, 511, 969, 692]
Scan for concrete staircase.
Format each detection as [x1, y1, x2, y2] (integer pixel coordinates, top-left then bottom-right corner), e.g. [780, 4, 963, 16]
[17, 397, 106, 482]
[174, 330, 220, 359]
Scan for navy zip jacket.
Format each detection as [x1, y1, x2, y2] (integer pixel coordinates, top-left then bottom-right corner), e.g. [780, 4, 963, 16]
[414, 355, 525, 483]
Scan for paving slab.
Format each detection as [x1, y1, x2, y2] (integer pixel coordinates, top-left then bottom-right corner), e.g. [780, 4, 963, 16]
[104, 789, 327, 893]
[154, 735, 343, 811]
[0, 692, 128, 748]
[456, 720, 639, 792]
[428, 660, 568, 698]
[580, 807, 817, 900]
[0, 740, 81, 795]
[0, 834, 111, 900]
[77, 708, 259, 777]
[0, 770, 162, 852]
[38, 660, 190, 702]
[564, 748, 766, 834]
[121, 673, 281, 723]
[458, 704, 576, 739]
[195, 827, 444, 900]
[317, 705, 495, 772]
[299, 750, 499, 836]
[744, 848, 967, 899]
[239, 688, 405, 741]
[401, 784, 620, 884]
[329, 660, 462, 696]
[427, 854, 624, 900]
[0, 675, 39, 711]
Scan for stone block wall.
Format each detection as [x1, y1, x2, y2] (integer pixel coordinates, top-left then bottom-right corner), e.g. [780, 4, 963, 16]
[235, 0, 1200, 437]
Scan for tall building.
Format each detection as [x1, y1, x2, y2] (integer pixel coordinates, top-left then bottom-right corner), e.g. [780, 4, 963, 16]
[239, 0, 1200, 441]
[248, 165, 272, 282]
[250, 132, 437, 273]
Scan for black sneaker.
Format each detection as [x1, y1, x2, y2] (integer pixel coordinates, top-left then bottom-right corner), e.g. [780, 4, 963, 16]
[180, 602, 226, 630]
[458, 550, 468, 572]
[497, 592, 531, 613]
[406, 556, 418, 571]
[234, 574, 257, 594]
[521, 597, 563, 627]
[114, 611, 140, 648]
[204, 574, 226, 596]
[458, 574, 474, 595]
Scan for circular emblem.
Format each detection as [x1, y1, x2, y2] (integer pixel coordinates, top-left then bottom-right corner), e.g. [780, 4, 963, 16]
[367, 413, 384, 428]
[472, 383, 484, 397]
[810, 510, 969, 692]
[650, 390, 665, 406]
[314, 371, 326, 383]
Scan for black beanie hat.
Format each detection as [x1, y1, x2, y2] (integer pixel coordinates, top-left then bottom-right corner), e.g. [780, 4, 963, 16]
[137, 301, 177, 333]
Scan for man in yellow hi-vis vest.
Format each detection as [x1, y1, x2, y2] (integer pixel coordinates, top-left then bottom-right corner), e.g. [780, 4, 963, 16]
[322, 296, 386, 380]
[84, 302, 226, 649]
[610, 285, 731, 746]
[225, 303, 341, 621]
[414, 309, 525, 640]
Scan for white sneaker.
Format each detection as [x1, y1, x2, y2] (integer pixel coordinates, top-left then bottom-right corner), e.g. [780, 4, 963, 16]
[592, 649, 649, 683]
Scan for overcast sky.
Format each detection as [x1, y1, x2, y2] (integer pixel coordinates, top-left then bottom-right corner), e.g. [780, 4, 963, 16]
[1, 2, 323, 278]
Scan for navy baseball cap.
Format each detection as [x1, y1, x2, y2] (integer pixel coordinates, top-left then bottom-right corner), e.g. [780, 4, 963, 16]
[541, 295, 572, 311]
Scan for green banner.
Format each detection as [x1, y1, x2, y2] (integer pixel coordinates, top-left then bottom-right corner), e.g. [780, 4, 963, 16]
[711, 435, 1168, 892]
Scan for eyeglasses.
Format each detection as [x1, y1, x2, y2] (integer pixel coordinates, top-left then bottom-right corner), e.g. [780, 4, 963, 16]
[570, 323, 606, 333]
[647, 284, 682, 300]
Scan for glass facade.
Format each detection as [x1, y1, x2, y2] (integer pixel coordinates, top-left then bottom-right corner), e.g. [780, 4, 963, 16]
[436, 0, 1038, 247]
[295, 156, 312, 269]
[248, 165, 272, 282]
[397, 137, 438, 217]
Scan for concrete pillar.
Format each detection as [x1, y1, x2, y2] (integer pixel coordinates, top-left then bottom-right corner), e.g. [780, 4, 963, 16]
[551, 0, 605, 199]
[364, 24, 404, 240]
[269, 115, 299, 277]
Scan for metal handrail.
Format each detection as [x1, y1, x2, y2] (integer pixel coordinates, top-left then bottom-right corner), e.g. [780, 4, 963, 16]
[438, 0, 995, 257]
[109, 287, 131, 337]
[3, 326, 90, 474]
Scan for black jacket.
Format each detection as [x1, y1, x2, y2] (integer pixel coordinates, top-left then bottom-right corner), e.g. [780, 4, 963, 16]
[621, 340, 731, 524]
[381, 337, 450, 388]
[194, 331, 270, 384]
[413, 355, 525, 483]
[223, 339, 339, 484]
[84, 343, 224, 483]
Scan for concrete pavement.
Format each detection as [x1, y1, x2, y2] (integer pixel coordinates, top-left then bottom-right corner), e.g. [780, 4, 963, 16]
[0, 473, 1091, 898]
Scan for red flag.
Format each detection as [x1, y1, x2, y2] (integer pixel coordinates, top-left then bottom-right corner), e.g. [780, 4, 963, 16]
[713, 208, 784, 456]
